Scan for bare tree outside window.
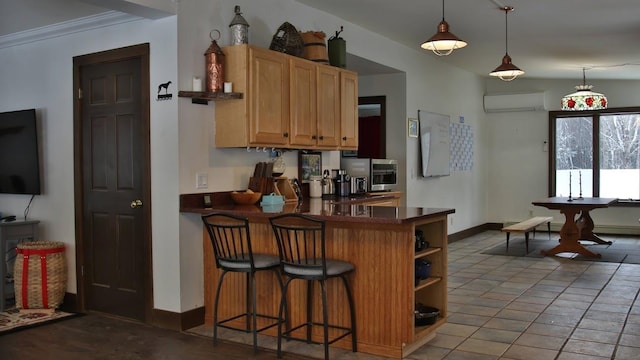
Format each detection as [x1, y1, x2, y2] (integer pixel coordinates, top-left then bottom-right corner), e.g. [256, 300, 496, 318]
[551, 109, 640, 200]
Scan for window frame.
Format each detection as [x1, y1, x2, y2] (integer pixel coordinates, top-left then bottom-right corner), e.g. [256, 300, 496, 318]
[548, 106, 640, 207]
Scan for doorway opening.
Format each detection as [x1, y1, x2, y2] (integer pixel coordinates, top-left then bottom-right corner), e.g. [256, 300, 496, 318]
[354, 96, 386, 159]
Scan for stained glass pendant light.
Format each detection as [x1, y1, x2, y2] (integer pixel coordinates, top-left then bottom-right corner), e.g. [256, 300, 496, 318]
[489, 6, 524, 81]
[421, 0, 467, 56]
[561, 68, 608, 111]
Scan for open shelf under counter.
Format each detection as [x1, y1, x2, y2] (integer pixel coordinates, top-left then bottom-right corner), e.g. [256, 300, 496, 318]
[178, 90, 243, 104]
[415, 276, 442, 291]
[414, 247, 441, 259]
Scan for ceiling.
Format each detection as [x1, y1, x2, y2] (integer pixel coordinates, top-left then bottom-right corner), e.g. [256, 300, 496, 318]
[3, 0, 640, 80]
[296, 0, 640, 80]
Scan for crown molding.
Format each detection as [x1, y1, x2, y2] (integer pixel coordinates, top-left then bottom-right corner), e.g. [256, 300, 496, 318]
[0, 11, 142, 50]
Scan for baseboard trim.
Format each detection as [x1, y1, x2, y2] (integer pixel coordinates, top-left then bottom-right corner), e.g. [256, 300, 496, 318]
[449, 223, 503, 243]
[150, 306, 205, 331]
[59, 292, 204, 331]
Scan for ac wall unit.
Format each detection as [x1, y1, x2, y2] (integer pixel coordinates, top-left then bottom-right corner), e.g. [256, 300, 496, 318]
[483, 92, 547, 113]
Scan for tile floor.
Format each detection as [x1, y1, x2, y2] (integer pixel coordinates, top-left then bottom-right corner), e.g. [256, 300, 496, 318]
[191, 230, 640, 359]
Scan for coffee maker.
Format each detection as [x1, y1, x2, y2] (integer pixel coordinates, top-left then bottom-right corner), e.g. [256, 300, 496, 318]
[334, 169, 351, 197]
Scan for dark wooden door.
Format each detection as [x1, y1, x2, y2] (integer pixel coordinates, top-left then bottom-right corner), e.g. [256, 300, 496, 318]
[74, 44, 151, 321]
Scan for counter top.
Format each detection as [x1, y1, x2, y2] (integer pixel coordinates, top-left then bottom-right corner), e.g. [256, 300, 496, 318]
[180, 192, 454, 224]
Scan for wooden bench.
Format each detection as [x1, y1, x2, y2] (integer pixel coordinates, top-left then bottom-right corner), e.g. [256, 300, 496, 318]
[501, 216, 553, 253]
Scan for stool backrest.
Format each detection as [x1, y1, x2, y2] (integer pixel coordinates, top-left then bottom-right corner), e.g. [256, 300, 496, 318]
[202, 213, 254, 270]
[269, 213, 326, 278]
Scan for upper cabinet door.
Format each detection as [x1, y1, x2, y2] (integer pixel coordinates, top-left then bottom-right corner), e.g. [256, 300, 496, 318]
[248, 47, 290, 145]
[340, 70, 358, 149]
[289, 58, 317, 147]
[316, 65, 340, 148]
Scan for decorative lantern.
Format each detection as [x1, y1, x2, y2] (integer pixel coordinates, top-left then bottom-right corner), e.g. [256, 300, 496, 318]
[205, 30, 225, 93]
[229, 5, 249, 46]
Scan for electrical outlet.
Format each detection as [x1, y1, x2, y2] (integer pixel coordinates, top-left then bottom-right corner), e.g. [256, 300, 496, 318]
[195, 173, 208, 189]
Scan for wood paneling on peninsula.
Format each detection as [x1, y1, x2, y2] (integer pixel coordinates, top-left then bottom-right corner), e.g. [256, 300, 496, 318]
[181, 194, 453, 358]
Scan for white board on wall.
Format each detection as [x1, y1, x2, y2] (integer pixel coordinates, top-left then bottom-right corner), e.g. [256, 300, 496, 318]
[419, 110, 450, 177]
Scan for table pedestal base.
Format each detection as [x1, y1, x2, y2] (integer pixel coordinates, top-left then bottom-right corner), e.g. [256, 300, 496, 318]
[540, 208, 603, 258]
[540, 242, 601, 258]
[577, 211, 613, 245]
[533, 197, 617, 259]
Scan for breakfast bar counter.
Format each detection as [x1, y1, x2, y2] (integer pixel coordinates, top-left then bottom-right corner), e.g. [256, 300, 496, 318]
[180, 192, 454, 359]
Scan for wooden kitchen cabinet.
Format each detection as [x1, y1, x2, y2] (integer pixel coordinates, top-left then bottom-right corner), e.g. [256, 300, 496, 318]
[216, 45, 289, 147]
[290, 58, 340, 148]
[315, 65, 341, 147]
[289, 57, 317, 147]
[340, 70, 358, 149]
[215, 45, 356, 149]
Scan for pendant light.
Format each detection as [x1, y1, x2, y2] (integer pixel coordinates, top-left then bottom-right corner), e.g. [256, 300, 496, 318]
[561, 68, 608, 111]
[421, 0, 467, 56]
[489, 6, 524, 81]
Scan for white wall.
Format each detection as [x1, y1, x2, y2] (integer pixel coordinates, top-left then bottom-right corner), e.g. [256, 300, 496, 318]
[176, 1, 488, 256]
[6, 0, 636, 318]
[357, 73, 407, 199]
[485, 78, 640, 232]
[0, 15, 181, 311]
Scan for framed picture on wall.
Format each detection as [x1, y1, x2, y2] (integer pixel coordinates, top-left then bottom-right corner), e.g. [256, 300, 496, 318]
[408, 118, 419, 138]
[298, 151, 322, 183]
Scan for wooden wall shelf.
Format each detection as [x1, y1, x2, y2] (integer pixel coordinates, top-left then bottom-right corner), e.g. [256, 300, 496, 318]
[178, 90, 243, 104]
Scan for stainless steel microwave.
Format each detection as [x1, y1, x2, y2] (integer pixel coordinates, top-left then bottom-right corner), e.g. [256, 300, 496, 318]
[341, 158, 398, 192]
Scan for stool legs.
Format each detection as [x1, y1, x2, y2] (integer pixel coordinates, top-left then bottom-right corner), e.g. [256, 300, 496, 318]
[341, 275, 357, 352]
[276, 276, 357, 360]
[249, 272, 258, 353]
[214, 269, 285, 353]
[506, 232, 510, 252]
[277, 277, 293, 358]
[212, 270, 229, 346]
[320, 279, 329, 360]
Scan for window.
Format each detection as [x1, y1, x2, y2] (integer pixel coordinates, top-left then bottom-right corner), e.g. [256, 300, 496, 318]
[549, 108, 640, 201]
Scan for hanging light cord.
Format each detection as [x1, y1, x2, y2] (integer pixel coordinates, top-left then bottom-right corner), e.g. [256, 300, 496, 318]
[441, 0, 445, 21]
[502, 6, 513, 54]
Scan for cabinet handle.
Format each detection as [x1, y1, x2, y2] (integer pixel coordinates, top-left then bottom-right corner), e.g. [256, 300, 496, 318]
[312, 135, 317, 140]
[283, 132, 289, 138]
[319, 136, 324, 140]
[342, 136, 347, 141]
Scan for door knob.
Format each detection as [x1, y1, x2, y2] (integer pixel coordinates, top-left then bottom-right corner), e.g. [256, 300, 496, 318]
[130, 199, 143, 208]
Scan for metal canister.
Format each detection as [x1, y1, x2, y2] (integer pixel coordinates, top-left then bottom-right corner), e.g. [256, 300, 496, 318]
[310, 176, 322, 198]
[205, 30, 225, 92]
[229, 5, 249, 45]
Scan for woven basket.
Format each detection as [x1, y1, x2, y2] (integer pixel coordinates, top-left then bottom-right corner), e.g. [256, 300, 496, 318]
[269, 22, 304, 57]
[14, 241, 67, 310]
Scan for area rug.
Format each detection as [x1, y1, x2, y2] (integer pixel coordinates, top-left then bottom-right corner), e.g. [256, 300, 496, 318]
[481, 234, 640, 264]
[0, 308, 80, 335]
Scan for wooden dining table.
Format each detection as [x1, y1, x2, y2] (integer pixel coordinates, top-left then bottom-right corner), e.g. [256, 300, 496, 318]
[532, 197, 618, 258]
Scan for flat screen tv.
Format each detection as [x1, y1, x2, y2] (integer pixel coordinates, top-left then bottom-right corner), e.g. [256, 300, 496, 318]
[0, 109, 41, 195]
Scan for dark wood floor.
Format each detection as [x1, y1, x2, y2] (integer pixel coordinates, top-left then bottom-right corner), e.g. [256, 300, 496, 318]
[0, 313, 315, 360]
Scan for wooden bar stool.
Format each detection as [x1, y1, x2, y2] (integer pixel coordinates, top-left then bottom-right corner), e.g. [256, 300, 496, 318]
[202, 212, 286, 352]
[269, 213, 357, 360]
